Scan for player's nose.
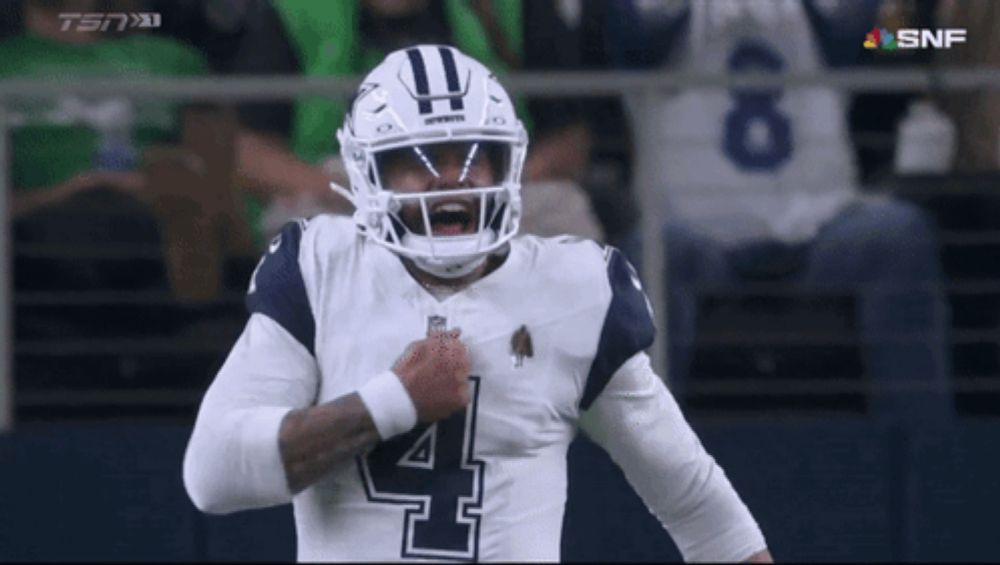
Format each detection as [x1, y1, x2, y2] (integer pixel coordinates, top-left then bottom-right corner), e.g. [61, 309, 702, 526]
[428, 155, 468, 191]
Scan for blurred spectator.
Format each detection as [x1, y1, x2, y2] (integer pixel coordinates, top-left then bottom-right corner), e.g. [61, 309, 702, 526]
[934, 0, 1000, 173]
[3, 0, 203, 205]
[219, 0, 603, 241]
[572, 0, 640, 251]
[611, 0, 952, 424]
[0, 1, 354, 249]
[148, 0, 351, 245]
[2, 0, 212, 294]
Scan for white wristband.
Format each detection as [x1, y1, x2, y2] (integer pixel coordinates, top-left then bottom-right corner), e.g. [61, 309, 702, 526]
[357, 370, 418, 440]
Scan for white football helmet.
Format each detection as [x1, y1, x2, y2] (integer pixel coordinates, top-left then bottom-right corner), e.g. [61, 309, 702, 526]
[334, 45, 528, 278]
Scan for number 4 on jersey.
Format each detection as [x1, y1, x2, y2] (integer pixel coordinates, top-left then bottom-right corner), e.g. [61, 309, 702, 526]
[358, 376, 485, 561]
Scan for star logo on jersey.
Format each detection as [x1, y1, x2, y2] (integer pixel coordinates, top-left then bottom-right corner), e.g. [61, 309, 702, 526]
[268, 234, 282, 254]
[510, 325, 533, 368]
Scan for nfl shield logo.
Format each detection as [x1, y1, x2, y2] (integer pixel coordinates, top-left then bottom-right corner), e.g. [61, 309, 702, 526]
[426, 315, 448, 335]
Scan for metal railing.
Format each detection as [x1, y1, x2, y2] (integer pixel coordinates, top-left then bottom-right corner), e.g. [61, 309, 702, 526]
[2, 67, 1000, 99]
[0, 103, 10, 433]
[4, 67, 1000, 431]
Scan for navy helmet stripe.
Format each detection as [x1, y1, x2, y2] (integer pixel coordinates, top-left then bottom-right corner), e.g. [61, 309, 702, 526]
[406, 48, 433, 115]
[438, 47, 465, 111]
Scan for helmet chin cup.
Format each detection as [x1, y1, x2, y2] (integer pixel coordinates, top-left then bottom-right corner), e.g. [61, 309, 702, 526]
[401, 228, 500, 278]
[412, 254, 488, 279]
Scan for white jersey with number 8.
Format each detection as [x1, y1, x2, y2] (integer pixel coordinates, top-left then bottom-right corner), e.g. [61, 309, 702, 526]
[629, 0, 859, 246]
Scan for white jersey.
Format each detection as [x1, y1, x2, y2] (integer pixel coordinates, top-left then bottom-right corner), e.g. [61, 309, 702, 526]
[183, 215, 766, 562]
[629, 0, 859, 245]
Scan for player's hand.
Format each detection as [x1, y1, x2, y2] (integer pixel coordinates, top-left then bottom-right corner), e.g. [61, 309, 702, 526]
[392, 329, 471, 423]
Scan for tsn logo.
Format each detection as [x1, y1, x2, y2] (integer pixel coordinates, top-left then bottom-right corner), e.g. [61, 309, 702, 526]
[864, 27, 967, 50]
[58, 12, 161, 32]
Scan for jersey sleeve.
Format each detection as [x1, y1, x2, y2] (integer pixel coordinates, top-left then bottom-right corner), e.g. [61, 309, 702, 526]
[184, 219, 320, 514]
[580, 246, 656, 410]
[579, 353, 768, 562]
[183, 313, 320, 514]
[246, 219, 315, 356]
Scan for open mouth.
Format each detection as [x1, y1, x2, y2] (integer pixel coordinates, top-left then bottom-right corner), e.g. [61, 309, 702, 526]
[429, 201, 476, 236]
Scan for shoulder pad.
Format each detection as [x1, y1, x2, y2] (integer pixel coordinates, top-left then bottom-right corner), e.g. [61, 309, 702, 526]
[246, 219, 315, 355]
[580, 246, 656, 410]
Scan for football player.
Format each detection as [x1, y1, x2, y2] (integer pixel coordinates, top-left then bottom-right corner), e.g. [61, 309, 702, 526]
[183, 45, 771, 563]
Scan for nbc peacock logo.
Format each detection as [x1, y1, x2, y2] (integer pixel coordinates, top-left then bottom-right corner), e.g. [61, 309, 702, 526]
[863, 27, 897, 50]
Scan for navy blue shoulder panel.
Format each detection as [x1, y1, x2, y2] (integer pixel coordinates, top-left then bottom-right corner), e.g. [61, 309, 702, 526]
[245, 219, 315, 355]
[580, 246, 656, 411]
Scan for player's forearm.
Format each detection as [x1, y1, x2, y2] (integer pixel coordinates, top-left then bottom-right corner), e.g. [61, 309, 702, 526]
[184, 315, 322, 514]
[278, 392, 381, 494]
[581, 353, 768, 562]
[184, 403, 299, 514]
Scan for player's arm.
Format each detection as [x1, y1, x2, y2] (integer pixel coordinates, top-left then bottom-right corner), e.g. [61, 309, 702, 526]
[280, 329, 470, 494]
[184, 220, 470, 511]
[579, 353, 770, 563]
[577, 246, 769, 562]
[183, 312, 321, 513]
[185, 321, 469, 509]
[276, 392, 379, 494]
[184, 219, 335, 512]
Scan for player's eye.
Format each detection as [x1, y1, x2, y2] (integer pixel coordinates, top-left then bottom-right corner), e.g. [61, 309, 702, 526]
[376, 142, 511, 191]
[376, 148, 435, 185]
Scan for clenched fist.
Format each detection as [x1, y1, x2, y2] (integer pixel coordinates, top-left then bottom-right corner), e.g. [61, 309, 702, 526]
[392, 329, 471, 423]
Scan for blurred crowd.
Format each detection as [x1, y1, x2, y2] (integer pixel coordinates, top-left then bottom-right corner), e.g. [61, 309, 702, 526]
[3, 0, 999, 423]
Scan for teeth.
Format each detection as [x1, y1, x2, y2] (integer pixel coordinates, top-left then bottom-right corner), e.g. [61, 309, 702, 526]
[436, 203, 467, 213]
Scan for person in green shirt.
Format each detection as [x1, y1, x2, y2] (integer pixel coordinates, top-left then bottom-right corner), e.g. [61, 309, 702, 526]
[1, 0, 221, 296]
[5, 0, 353, 240]
[2, 1, 211, 219]
[220, 0, 602, 242]
[268, 0, 588, 177]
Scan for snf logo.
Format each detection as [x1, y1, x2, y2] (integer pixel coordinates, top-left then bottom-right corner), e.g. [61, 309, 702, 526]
[864, 27, 967, 50]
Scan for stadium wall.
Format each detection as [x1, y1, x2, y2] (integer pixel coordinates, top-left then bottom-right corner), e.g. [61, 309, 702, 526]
[1, 418, 997, 561]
